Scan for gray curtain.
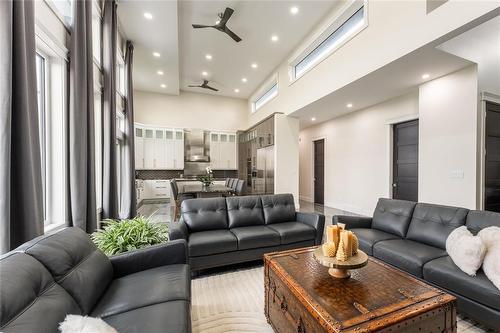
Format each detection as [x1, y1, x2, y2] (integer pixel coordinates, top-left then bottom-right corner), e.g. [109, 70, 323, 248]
[120, 41, 137, 219]
[0, 0, 43, 253]
[68, 0, 97, 232]
[102, 0, 119, 219]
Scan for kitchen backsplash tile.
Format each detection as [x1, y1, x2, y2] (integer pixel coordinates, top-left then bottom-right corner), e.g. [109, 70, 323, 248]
[136, 169, 238, 180]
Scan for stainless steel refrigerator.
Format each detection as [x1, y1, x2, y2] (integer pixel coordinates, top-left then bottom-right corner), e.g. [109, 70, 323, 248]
[255, 146, 274, 195]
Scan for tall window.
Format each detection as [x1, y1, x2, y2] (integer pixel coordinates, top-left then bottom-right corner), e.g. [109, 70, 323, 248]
[36, 53, 48, 224]
[290, 1, 367, 80]
[116, 51, 125, 96]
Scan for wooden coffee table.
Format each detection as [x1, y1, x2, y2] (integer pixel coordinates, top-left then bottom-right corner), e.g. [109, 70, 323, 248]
[264, 247, 457, 333]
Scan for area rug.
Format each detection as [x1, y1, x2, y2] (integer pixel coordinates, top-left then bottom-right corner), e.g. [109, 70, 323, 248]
[191, 266, 490, 333]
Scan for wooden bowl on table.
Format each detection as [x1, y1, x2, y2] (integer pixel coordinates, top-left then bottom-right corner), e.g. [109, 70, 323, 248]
[313, 247, 368, 279]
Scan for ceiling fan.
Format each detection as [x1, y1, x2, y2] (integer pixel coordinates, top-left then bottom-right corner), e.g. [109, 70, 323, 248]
[192, 7, 242, 42]
[188, 80, 219, 92]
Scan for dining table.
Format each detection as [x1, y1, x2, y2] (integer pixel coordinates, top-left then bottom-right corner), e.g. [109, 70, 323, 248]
[179, 184, 233, 198]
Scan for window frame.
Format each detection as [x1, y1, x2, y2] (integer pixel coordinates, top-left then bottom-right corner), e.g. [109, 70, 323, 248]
[288, 0, 368, 83]
[251, 73, 279, 113]
[116, 49, 126, 97]
[36, 52, 48, 225]
[35, 20, 69, 232]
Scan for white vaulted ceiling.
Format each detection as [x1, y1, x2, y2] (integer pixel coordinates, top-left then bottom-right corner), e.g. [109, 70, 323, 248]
[118, 0, 339, 98]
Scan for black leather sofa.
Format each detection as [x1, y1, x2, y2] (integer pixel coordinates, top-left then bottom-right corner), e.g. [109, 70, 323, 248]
[333, 198, 500, 330]
[0, 228, 191, 333]
[170, 193, 325, 272]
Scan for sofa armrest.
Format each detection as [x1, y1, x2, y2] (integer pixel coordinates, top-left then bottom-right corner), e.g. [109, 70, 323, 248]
[110, 239, 188, 278]
[332, 215, 372, 229]
[169, 219, 189, 240]
[296, 212, 325, 245]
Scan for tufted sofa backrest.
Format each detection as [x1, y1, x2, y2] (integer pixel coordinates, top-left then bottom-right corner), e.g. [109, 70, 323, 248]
[261, 193, 296, 224]
[466, 210, 500, 235]
[0, 252, 81, 332]
[406, 203, 468, 249]
[372, 198, 416, 237]
[15, 227, 113, 314]
[181, 197, 229, 232]
[226, 195, 265, 228]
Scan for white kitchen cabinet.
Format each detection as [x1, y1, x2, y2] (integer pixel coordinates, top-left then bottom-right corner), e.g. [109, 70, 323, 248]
[142, 180, 171, 200]
[210, 131, 237, 170]
[135, 124, 184, 170]
[143, 128, 155, 169]
[135, 127, 144, 169]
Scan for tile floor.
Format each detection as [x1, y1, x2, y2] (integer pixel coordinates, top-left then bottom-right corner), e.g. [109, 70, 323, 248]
[138, 199, 494, 332]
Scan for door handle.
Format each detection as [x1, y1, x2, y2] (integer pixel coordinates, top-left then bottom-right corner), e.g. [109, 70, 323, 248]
[392, 183, 397, 187]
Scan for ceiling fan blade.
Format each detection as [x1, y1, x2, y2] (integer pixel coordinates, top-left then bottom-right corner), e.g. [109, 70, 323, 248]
[205, 85, 219, 92]
[223, 27, 242, 42]
[188, 85, 200, 88]
[219, 7, 234, 26]
[192, 24, 212, 29]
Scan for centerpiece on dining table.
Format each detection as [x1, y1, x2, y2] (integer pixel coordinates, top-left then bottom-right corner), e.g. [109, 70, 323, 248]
[197, 166, 214, 187]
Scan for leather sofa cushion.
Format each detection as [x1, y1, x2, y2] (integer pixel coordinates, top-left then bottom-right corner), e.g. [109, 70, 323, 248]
[16, 228, 113, 314]
[0, 253, 80, 333]
[267, 222, 315, 244]
[262, 193, 296, 224]
[350, 228, 400, 255]
[181, 197, 228, 232]
[103, 300, 191, 333]
[406, 203, 468, 249]
[230, 226, 280, 250]
[372, 198, 416, 237]
[189, 230, 238, 256]
[226, 196, 265, 228]
[92, 264, 190, 318]
[466, 210, 500, 235]
[373, 239, 447, 277]
[424, 256, 500, 311]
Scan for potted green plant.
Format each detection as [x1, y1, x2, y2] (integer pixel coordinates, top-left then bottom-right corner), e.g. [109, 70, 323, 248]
[197, 166, 214, 187]
[91, 216, 168, 256]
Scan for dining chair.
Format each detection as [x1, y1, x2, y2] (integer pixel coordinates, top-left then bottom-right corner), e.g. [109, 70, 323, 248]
[234, 179, 245, 196]
[225, 178, 231, 187]
[170, 179, 194, 219]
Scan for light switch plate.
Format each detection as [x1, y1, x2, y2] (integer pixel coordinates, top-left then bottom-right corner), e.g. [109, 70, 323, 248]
[450, 170, 464, 179]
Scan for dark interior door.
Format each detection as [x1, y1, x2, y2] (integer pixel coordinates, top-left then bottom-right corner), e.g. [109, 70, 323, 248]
[393, 120, 419, 201]
[314, 139, 325, 205]
[485, 102, 500, 212]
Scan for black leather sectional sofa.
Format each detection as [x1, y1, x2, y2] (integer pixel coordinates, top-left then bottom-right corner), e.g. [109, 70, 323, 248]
[334, 198, 500, 330]
[170, 193, 325, 272]
[0, 228, 191, 333]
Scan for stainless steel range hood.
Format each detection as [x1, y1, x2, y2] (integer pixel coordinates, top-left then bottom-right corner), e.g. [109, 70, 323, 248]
[184, 129, 210, 162]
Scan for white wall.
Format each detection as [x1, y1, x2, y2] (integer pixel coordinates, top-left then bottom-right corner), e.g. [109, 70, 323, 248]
[299, 92, 419, 216]
[299, 66, 480, 215]
[419, 66, 479, 209]
[248, 0, 497, 127]
[134, 90, 248, 131]
[274, 114, 300, 207]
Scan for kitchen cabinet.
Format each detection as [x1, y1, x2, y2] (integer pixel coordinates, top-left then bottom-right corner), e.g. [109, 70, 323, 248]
[210, 131, 237, 170]
[142, 180, 171, 200]
[135, 128, 144, 169]
[135, 124, 184, 170]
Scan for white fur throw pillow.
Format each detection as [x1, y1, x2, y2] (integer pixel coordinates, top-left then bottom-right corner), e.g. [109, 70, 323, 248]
[59, 315, 118, 333]
[446, 226, 486, 276]
[478, 226, 500, 290]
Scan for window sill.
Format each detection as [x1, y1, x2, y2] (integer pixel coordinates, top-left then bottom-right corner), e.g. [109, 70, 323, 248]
[44, 222, 65, 233]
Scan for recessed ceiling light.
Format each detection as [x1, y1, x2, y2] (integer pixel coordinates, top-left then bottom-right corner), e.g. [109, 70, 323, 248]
[205, 54, 212, 60]
[153, 52, 160, 57]
[311, 117, 316, 121]
[143, 12, 153, 20]
[234, 89, 240, 93]
[160, 84, 166, 88]
[290, 7, 299, 15]
[202, 71, 208, 76]
[157, 70, 164, 75]
[271, 35, 279, 42]
[251, 63, 258, 69]
[422, 73, 430, 79]
[241, 78, 247, 83]
[347, 103, 353, 108]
